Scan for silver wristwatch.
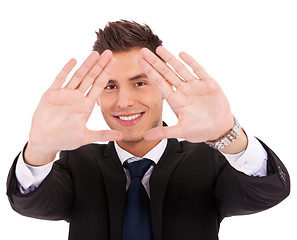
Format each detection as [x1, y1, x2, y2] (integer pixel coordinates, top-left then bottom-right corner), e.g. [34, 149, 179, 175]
[206, 118, 241, 149]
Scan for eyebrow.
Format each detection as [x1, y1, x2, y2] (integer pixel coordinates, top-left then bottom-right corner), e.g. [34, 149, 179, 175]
[108, 73, 148, 83]
[129, 73, 148, 81]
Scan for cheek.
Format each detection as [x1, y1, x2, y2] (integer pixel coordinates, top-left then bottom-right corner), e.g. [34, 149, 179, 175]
[145, 95, 163, 115]
[147, 87, 163, 101]
[98, 96, 112, 115]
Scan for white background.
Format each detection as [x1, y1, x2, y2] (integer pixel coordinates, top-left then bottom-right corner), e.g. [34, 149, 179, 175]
[1, 0, 296, 239]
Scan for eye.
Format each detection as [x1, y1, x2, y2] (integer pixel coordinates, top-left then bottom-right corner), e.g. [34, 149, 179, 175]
[134, 81, 146, 87]
[104, 84, 117, 90]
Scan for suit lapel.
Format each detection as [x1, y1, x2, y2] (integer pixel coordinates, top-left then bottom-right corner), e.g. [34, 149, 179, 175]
[150, 139, 186, 240]
[96, 139, 185, 240]
[96, 142, 126, 240]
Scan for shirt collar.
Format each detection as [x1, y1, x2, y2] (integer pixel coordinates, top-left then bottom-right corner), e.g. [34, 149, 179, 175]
[114, 139, 168, 166]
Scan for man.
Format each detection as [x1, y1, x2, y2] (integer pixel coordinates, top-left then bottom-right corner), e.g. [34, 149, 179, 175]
[7, 20, 290, 240]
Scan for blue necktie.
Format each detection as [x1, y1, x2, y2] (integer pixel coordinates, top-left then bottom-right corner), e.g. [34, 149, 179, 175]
[122, 159, 154, 240]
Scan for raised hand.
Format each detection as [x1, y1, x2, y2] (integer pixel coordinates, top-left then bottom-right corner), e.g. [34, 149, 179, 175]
[25, 51, 123, 166]
[139, 46, 234, 143]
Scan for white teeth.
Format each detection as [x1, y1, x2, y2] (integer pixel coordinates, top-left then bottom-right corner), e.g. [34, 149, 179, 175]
[118, 113, 142, 121]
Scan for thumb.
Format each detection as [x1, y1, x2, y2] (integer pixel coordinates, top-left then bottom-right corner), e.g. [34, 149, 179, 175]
[84, 129, 123, 143]
[143, 125, 182, 141]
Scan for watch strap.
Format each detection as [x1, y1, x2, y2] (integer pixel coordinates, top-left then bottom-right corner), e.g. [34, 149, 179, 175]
[206, 118, 241, 149]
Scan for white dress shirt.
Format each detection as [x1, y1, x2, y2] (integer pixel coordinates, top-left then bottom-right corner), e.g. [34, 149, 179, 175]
[15, 134, 268, 195]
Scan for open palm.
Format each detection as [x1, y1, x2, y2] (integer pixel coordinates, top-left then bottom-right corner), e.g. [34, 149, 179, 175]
[139, 46, 234, 143]
[27, 51, 122, 163]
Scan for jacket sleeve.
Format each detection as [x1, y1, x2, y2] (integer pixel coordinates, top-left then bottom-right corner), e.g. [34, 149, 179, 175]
[6, 151, 73, 222]
[214, 139, 290, 222]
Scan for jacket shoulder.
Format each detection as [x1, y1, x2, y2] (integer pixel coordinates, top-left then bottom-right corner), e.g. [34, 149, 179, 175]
[59, 143, 109, 159]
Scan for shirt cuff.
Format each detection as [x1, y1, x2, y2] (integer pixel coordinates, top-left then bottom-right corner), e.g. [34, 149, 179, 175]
[221, 134, 268, 177]
[15, 149, 55, 190]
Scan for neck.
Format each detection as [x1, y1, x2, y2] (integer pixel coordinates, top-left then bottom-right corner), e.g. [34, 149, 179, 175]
[117, 139, 161, 157]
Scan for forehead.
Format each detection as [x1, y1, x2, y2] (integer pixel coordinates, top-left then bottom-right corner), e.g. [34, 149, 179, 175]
[111, 48, 144, 81]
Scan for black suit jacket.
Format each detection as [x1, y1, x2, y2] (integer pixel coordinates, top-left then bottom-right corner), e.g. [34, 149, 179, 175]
[7, 139, 290, 240]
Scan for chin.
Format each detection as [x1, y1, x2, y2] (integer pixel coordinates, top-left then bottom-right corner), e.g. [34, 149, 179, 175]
[119, 134, 145, 144]
[120, 138, 144, 144]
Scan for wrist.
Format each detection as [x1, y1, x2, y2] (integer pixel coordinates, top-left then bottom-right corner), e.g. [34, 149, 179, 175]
[219, 128, 248, 154]
[24, 141, 57, 166]
[205, 117, 246, 153]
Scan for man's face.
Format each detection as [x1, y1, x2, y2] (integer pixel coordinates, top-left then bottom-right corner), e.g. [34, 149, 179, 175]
[98, 48, 163, 143]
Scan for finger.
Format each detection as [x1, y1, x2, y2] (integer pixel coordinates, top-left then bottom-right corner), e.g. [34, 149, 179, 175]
[138, 58, 174, 100]
[78, 50, 113, 93]
[65, 51, 100, 89]
[84, 129, 123, 143]
[143, 125, 183, 141]
[50, 58, 77, 90]
[179, 52, 211, 80]
[87, 57, 117, 102]
[156, 46, 196, 82]
[140, 48, 183, 87]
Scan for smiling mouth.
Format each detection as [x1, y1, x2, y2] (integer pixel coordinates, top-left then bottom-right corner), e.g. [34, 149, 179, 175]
[116, 112, 144, 121]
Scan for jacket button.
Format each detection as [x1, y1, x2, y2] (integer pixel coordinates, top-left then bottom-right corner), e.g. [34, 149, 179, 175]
[277, 166, 286, 182]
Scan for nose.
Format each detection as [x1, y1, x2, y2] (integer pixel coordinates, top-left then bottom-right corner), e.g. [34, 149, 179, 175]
[116, 87, 135, 109]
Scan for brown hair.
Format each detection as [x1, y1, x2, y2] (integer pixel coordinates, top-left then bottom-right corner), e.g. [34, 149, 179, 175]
[93, 20, 163, 54]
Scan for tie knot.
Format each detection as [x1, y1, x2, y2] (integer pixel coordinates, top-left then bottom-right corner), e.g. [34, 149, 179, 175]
[124, 159, 153, 179]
